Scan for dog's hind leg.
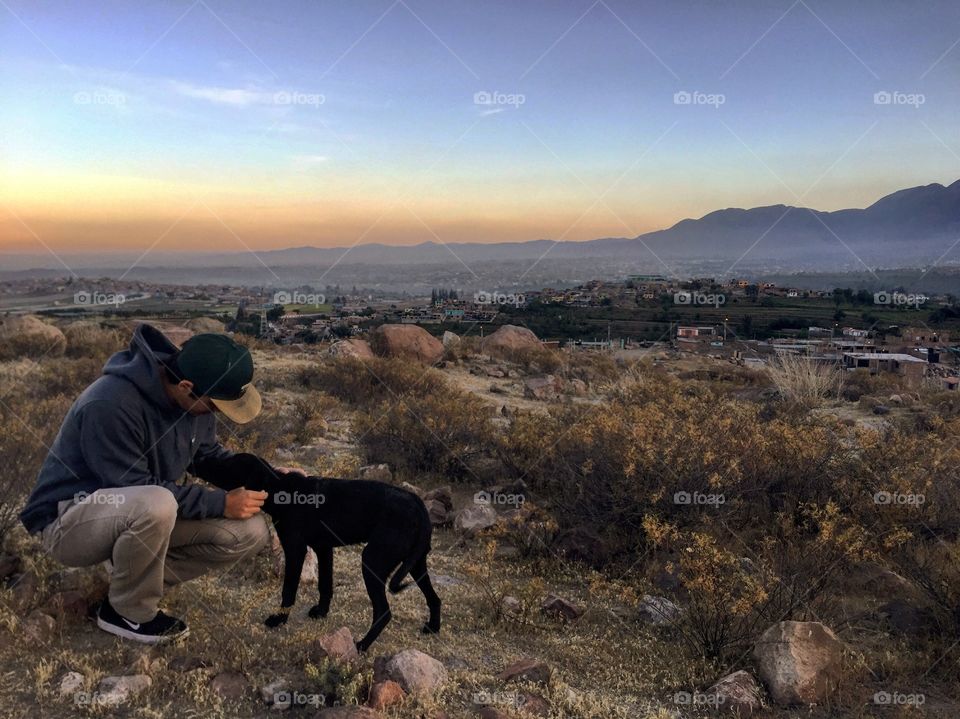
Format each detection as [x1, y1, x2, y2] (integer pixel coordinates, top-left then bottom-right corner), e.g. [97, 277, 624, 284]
[265, 540, 307, 628]
[411, 554, 441, 635]
[356, 545, 401, 652]
[308, 545, 334, 619]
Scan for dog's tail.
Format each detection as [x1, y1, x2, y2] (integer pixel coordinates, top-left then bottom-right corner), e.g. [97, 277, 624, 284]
[388, 498, 432, 594]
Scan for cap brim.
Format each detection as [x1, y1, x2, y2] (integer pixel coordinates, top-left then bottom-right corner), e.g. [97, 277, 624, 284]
[211, 383, 262, 424]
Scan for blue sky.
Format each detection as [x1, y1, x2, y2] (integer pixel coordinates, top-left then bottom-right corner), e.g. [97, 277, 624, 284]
[1, 0, 958, 252]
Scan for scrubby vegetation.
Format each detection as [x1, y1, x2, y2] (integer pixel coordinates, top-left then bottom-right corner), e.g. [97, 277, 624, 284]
[2, 323, 959, 717]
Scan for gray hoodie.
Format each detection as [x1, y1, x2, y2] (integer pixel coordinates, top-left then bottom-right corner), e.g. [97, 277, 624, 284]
[20, 323, 234, 534]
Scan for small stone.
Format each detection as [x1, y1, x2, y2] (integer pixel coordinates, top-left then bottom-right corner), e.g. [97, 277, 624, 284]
[426, 499, 451, 526]
[518, 691, 550, 716]
[260, 678, 289, 706]
[23, 610, 57, 642]
[501, 595, 521, 616]
[367, 679, 406, 710]
[359, 464, 392, 483]
[498, 658, 551, 685]
[636, 595, 681, 625]
[707, 670, 764, 715]
[422, 486, 453, 512]
[58, 671, 84, 698]
[312, 626, 359, 663]
[94, 674, 151, 707]
[454, 506, 498, 534]
[540, 594, 584, 622]
[383, 649, 448, 696]
[209, 671, 249, 701]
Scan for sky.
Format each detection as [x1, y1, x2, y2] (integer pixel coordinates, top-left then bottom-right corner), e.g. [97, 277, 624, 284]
[1, 0, 959, 257]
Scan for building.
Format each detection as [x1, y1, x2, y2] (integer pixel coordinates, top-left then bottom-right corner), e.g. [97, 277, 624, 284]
[677, 326, 715, 339]
[843, 352, 927, 385]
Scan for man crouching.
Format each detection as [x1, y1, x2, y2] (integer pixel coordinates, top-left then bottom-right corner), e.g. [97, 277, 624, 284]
[19, 323, 291, 644]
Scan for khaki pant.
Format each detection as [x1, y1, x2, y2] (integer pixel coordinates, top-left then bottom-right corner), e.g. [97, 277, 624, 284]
[41, 485, 269, 622]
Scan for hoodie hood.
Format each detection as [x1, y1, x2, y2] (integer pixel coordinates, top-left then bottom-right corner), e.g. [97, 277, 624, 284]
[103, 323, 180, 412]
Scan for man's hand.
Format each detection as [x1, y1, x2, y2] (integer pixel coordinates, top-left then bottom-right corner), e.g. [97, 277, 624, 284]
[274, 466, 307, 476]
[224, 487, 268, 519]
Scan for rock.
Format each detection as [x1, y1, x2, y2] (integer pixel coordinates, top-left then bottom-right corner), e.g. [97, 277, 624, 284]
[873, 404, 890, 415]
[501, 595, 521, 616]
[425, 499, 452, 526]
[518, 692, 550, 716]
[367, 679, 406, 710]
[43, 590, 92, 621]
[183, 317, 225, 334]
[498, 658, 551, 684]
[383, 649, 448, 696]
[94, 674, 152, 707]
[210, 671, 249, 701]
[523, 375, 562, 401]
[329, 339, 375, 360]
[567, 378, 588, 396]
[753, 621, 843, 705]
[312, 626, 359, 663]
[454, 506, 498, 534]
[400, 481, 423, 496]
[485, 366, 506, 378]
[58, 671, 85, 697]
[707, 670, 764, 715]
[540, 595, 584, 622]
[430, 574, 463, 587]
[480, 325, 541, 359]
[370, 324, 444, 364]
[23, 610, 56, 642]
[422, 486, 453, 512]
[554, 526, 606, 566]
[260, 678, 289, 706]
[478, 709, 510, 719]
[319, 708, 383, 718]
[359, 464, 393, 483]
[0, 553, 20, 580]
[442, 331, 461, 349]
[0, 315, 66, 356]
[637, 595, 681, 625]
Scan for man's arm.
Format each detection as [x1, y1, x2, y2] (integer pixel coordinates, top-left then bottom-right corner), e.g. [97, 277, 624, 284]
[79, 401, 227, 519]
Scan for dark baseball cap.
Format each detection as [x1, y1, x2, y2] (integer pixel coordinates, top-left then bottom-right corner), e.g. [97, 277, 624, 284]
[175, 334, 262, 423]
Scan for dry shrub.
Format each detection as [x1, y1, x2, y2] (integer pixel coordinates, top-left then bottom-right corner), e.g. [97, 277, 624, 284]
[766, 353, 841, 408]
[0, 332, 62, 362]
[840, 367, 908, 401]
[352, 389, 494, 481]
[298, 356, 447, 407]
[63, 322, 125, 360]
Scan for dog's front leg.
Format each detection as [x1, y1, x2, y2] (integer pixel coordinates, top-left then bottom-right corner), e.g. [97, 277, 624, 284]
[265, 541, 307, 628]
[308, 545, 334, 619]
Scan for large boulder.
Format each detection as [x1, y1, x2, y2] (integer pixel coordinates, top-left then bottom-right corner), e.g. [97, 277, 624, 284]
[442, 331, 461, 349]
[706, 670, 764, 715]
[480, 325, 540, 358]
[454, 506, 498, 535]
[183, 317, 225, 334]
[370, 324, 444, 364]
[329, 338, 375, 360]
[0, 315, 66, 355]
[382, 649, 448, 696]
[753, 621, 843, 705]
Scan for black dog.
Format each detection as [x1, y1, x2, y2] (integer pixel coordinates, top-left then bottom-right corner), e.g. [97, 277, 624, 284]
[197, 453, 441, 651]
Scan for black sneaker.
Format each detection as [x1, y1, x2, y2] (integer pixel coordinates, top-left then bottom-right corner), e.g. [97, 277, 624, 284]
[97, 600, 189, 644]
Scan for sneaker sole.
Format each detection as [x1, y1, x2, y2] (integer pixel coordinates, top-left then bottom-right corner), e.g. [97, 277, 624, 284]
[96, 616, 189, 644]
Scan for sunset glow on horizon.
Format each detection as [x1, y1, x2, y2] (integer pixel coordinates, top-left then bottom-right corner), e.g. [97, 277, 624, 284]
[2, 0, 959, 257]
